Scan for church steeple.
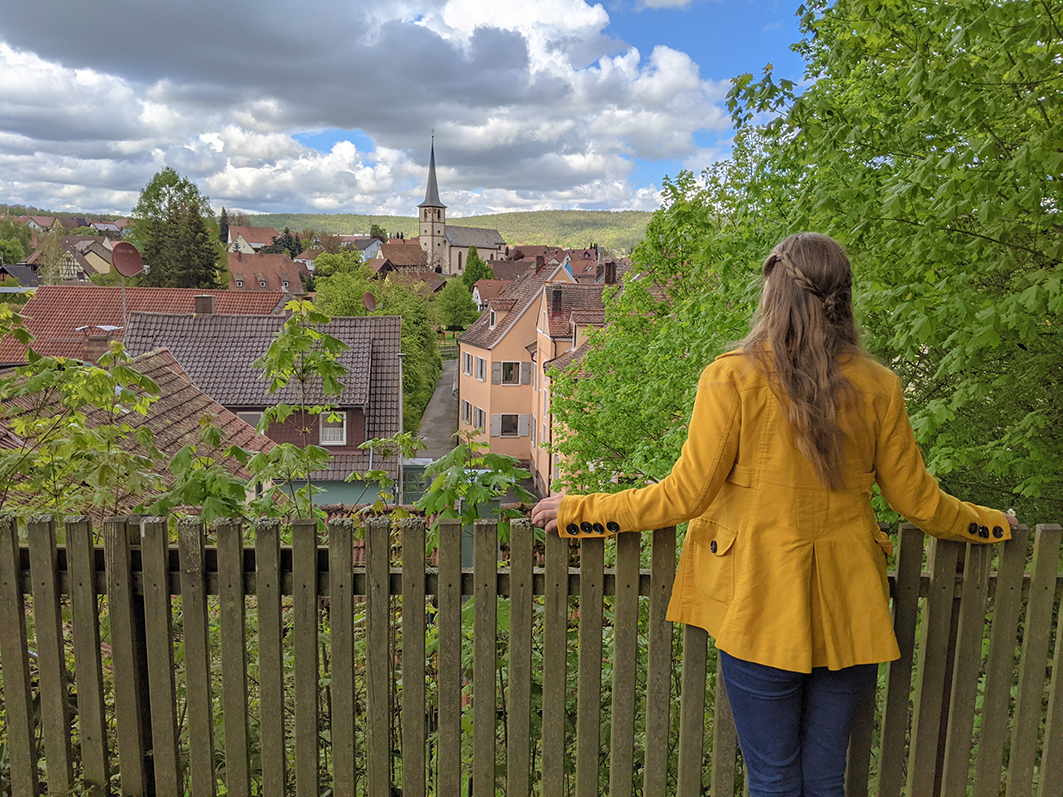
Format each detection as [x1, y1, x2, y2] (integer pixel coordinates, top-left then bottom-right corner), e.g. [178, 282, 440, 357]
[419, 135, 446, 209]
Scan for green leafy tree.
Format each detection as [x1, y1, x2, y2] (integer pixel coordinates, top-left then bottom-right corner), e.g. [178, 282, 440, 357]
[315, 266, 441, 432]
[461, 245, 494, 289]
[263, 227, 303, 259]
[313, 249, 363, 278]
[435, 277, 480, 330]
[369, 223, 387, 241]
[35, 229, 69, 285]
[0, 237, 25, 266]
[0, 218, 33, 252]
[132, 168, 223, 288]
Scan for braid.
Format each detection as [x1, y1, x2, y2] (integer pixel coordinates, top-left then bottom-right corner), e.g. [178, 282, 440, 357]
[774, 253, 822, 297]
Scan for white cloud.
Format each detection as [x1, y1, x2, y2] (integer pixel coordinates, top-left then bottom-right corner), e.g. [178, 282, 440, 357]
[0, 2, 734, 216]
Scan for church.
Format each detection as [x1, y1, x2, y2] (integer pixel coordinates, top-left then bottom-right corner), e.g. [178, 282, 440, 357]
[418, 140, 507, 276]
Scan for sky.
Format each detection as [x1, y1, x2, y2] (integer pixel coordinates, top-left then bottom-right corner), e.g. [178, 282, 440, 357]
[0, 0, 806, 219]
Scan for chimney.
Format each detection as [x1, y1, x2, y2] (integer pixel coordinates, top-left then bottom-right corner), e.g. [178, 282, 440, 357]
[551, 285, 563, 315]
[535, 255, 545, 273]
[81, 330, 112, 363]
[194, 294, 216, 315]
[605, 261, 616, 285]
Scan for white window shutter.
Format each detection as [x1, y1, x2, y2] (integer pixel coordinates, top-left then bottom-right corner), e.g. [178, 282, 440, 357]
[518, 414, 529, 437]
[492, 362, 502, 384]
[490, 414, 501, 437]
[520, 363, 530, 384]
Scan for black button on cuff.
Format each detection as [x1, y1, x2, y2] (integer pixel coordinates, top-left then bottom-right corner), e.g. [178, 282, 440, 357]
[566, 524, 579, 536]
[581, 522, 593, 534]
[993, 526, 1004, 538]
[968, 522, 979, 535]
[979, 525, 990, 539]
[606, 521, 620, 533]
[592, 523, 605, 534]
[710, 540, 718, 553]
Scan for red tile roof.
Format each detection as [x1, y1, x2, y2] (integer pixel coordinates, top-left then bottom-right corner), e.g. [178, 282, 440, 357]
[228, 226, 280, 246]
[379, 243, 428, 269]
[227, 252, 308, 294]
[541, 284, 607, 338]
[0, 285, 290, 363]
[459, 261, 572, 350]
[473, 279, 512, 303]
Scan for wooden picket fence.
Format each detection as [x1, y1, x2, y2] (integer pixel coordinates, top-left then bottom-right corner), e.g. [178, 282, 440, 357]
[1, 514, 1062, 796]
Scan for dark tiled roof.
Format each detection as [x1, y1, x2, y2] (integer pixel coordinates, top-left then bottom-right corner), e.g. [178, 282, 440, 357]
[445, 226, 506, 249]
[419, 140, 446, 209]
[490, 260, 534, 282]
[124, 313, 399, 410]
[0, 265, 39, 287]
[459, 261, 570, 350]
[542, 284, 607, 337]
[0, 286, 291, 363]
[228, 252, 308, 294]
[570, 309, 606, 325]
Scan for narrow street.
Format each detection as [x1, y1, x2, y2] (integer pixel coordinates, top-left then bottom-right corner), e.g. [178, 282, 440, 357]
[417, 358, 458, 460]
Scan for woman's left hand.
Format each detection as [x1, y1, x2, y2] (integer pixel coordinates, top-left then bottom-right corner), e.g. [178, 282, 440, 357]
[531, 493, 564, 535]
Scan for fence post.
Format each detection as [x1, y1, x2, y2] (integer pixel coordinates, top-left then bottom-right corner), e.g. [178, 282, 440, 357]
[366, 516, 392, 796]
[643, 526, 676, 795]
[401, 516, 427, 797]
[0, 515, 39, 796]
[437, 518, 464, 795]
[541, 522, 571, 795]
[292, 518, 320, 797]
[576, 536, 605, 797]
[330, 517, 357, 797]
[217, 518, 251, 797]
[473, 518, 499, 797]
[677, 624, 709, 797]
[255, 518, 286, 797]
[610, 532, 642, 797]
[105, 515, 150, 795]
[66, 515, 111, 796]
[507, 518, 534, 797]
[178, 516, 217, 797]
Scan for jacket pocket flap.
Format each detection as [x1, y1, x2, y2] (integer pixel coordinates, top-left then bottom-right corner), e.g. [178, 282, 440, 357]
[705, 518, 737, 556]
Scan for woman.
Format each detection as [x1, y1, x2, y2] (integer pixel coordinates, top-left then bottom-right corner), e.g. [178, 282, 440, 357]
[531, 232, 1016, 797]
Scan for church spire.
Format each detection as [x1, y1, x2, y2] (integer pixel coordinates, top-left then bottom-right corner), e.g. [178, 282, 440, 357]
[419, 133, 446, 209]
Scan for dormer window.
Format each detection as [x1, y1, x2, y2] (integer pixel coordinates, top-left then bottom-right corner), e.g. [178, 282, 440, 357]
[236, 279, 243, 287]
[259, 280, 266, 287]
[282, 280, 289, 289]
[490, 310, 497, 328]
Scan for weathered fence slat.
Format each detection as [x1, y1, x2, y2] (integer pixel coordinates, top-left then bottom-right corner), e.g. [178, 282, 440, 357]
[105, 515, 149, 796]
[292, 518, 320, 797]
[178, 517, 217, 797]
[877, 524, 924, 796]
[1039, 573, 1063, 797]
[507, 518, 534, 797]
[710, 652, 739, 797]
[908, 537, 962, 797]
[366, 516, 392, 794]
[140, 516, 180, 797]
[65, 516, 110, 796]
[643, 526, 677, 796]
[436, 518, 463, 795]
[1006, 524, 1063, 797]
[576, 536, 605, 797]
[609, 531, 641, 797]
[941, 542, 992, 795]
[0, 516, 40, 796]
[401, 517, 427, 797]
[541, 525, 570, 795]
[677, 624, 709, 797]
[217, 519, 251, 797]
[474, 519, 499, 797]
[329, 518, 357, 797]
[28, 515, 74, 793]
[255, 518, 286, 797]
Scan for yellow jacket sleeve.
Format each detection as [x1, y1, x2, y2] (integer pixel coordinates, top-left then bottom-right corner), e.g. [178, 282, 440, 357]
[875, 372, 1011, 544]
[557, 363, 741, 538]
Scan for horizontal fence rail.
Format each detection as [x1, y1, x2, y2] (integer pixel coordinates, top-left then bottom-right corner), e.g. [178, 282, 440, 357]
[0, 514, 1061, 796]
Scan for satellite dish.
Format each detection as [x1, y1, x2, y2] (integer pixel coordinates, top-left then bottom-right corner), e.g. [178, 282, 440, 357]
[363, 291, 377, 312]
[112, 242, 144, 278]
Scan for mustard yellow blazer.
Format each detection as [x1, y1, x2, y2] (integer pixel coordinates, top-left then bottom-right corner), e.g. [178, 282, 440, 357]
[558, 348, 1011, 672]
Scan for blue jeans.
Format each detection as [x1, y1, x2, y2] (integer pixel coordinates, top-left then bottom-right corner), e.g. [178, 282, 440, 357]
[719, 650, 877, 797]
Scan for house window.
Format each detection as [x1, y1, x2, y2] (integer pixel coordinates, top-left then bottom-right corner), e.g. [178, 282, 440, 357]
[236, 279, 244, 287]
[500, 414, 519, 437]
[462, 352, 473, 376]
[237, 410, 263, 429]
[490, 310, 496, 328]
[259, 280, 266, 288]
[320, 411, 347, 445]
[473, 406, 485, 429]
[543, 422, 548, 444]
[282, 280, 289, 289]
[475, 357, 486, 382]
[461, 400, 472, 424]
[531, 414, 537, 445]
[501, 361, 521, 385]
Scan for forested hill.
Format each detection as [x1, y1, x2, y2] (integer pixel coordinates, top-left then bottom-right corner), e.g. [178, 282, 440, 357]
[245, 209, 652, 252]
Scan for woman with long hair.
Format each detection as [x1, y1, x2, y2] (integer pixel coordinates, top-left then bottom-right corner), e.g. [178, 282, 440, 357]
[531, 232, 1016, 797]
